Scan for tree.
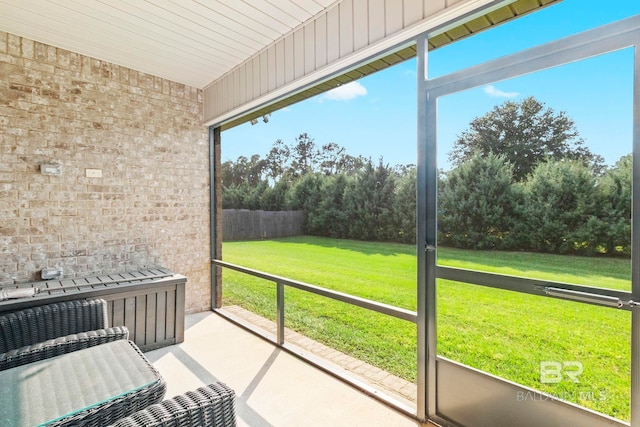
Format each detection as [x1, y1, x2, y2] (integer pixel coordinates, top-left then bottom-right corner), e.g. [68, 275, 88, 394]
[438, 153, 518, 249]
[290, 133, 321, 177]
[259, 179, 291, 211]
[313, 174, 351, 238]
[598, 154, 632, 255]
[343, 159, 397, 241]
[244, 181, 269, 210]
[286, 173, 324, 233]
[221, 160, 240, 187]
[222, 183, 249, 209]
[449, 97, 603, 181]
[335, 154, 367, 176]
[245, 154, 267, 185]
[318, 142, 346, 175]
[265, 139, 291, 182]
[222, 155, 267, 187]
[394, 166, 417, 244]
[521, 160, 602, 255]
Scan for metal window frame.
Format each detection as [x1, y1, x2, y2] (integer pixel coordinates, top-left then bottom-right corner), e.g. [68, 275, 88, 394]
[421, 14, 640, 427]
[208, 11, 640, 427]
[211, 259, 418, 418]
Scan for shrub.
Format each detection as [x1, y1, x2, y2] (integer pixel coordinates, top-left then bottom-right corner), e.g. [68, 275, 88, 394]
[438, 153, 518, 249]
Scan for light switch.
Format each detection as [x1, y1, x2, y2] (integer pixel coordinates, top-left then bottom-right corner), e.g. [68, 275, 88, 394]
[86, 168, 103, 178]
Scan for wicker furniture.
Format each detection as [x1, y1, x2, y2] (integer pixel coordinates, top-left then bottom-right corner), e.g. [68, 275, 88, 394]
[0, 298, 128, 371]
[109, 383, 237, 427]
[0, 339, 167, 426]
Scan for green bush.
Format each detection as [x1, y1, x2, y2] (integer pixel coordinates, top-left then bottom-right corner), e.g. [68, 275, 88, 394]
[522, 160, 603, 255]
[343, 159, 397, 241]
[598, 155, 632, 255]
[394, 168, 417, 244]
[313, 174, 351, 238]
[438, 153, 518, 249]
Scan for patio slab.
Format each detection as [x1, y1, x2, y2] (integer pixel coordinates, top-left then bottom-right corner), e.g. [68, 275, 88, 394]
[145, 311, 426, 427]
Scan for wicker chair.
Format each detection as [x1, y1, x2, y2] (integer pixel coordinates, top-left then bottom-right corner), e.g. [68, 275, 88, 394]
[0, 298, 129, 371]
[109, 383, 237, 427]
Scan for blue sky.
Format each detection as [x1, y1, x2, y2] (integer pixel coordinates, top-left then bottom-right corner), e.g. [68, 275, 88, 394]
[222, 0, 640, 171]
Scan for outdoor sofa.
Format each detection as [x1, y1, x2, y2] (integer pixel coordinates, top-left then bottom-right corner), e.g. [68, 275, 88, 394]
[0, 298, 128, 371]
[109, 382, 237, 427]
[0, 298, 237, 426]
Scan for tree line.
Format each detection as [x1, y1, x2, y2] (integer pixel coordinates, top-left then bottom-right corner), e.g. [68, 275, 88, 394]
[222, 134, 417, 243]
[223, 97, 631, 256]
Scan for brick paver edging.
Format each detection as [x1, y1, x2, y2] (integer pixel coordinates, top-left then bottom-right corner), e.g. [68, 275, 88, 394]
[223, 305, 417, 404]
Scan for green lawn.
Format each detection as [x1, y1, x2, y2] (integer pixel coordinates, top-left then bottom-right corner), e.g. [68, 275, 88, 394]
[221, 236, 631, 420]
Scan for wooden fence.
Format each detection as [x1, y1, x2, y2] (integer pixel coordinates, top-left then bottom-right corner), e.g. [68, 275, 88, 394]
[222, 209, 305, 241]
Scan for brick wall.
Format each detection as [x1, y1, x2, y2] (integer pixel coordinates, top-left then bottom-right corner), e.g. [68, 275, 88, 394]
[0, 31, 211, 313]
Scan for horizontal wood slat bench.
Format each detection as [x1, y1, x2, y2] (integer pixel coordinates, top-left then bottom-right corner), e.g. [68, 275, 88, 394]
[0, 268, 186, 352]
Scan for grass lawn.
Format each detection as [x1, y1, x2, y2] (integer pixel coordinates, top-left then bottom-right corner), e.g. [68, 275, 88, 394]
[221, 236, 631, 420]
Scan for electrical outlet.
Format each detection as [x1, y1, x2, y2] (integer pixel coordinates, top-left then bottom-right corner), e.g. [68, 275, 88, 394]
[41, 267, 64, 280]
[40, 164, 62, 176]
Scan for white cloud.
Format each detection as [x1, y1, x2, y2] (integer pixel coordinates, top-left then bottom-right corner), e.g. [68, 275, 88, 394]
[322, 81, 368, 101]
[484, 85, 519, 98]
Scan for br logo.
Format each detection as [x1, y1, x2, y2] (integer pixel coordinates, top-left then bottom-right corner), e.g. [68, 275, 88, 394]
[540, 361, 583, 384]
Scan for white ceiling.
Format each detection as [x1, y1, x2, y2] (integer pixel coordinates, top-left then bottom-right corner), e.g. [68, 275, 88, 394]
[0, 0, 339, 88]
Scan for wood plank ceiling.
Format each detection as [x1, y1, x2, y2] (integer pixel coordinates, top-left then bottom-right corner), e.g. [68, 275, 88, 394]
[0, 0, 339, 88]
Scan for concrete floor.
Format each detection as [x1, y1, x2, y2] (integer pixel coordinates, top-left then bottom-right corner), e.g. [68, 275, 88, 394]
[145, 311, 425, 427]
